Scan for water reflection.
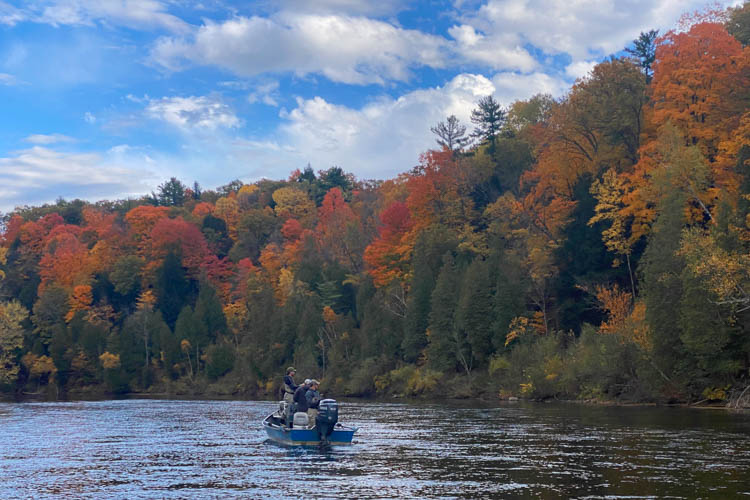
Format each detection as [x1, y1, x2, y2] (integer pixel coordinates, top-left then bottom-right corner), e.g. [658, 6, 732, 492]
[0, 399, 749, 498]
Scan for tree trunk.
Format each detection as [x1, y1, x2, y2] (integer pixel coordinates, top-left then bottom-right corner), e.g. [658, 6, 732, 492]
[186, 350, 193, 380]
[143, 311, 149, 370]
[626, 253, 636, 300]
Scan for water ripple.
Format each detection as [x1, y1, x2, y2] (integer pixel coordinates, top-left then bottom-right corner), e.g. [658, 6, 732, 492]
[1, 400, 749, 498]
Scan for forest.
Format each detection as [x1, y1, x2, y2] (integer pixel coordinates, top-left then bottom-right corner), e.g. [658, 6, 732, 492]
[1, 4, 749, 406]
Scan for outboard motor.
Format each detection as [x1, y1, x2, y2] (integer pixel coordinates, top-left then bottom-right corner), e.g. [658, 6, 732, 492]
[315, 399, 339, 440]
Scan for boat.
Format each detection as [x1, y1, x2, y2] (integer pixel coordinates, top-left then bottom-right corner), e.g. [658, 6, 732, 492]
[263, 398, 358, 446]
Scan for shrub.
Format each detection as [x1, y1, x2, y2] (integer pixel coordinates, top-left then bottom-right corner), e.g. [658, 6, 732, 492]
[206, 344, 235, 380]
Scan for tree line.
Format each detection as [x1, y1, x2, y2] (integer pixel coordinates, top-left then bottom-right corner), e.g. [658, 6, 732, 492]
[1, 3, 749, 405]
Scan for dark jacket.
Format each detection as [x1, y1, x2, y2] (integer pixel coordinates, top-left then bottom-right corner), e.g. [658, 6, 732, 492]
[305, 388, 321, 409]
[283, 375, 297, 394]
[293, 384, 310, 412]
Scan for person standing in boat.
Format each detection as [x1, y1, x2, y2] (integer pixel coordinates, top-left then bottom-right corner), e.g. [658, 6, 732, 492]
[282, 367, 298, 405]
[293, 379, 312, 413]
[305, 380, 322, 422]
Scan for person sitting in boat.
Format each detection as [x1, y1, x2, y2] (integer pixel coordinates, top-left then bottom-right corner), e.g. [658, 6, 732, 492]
[282, 367, 298, 405]
[305, 380, 322, 422]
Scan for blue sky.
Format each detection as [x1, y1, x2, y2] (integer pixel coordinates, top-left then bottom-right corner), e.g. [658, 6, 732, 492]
[0, 0, 739, 211]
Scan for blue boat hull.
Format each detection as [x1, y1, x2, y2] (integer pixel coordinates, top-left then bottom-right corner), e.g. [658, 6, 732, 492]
[263, 414, 356, 446]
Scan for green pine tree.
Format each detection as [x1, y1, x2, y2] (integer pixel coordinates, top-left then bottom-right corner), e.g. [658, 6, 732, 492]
[641, 191, 687, 387]
[156, 251, 192, 329]
[427, 253, 460, 372]
[456, 258, 494, 369]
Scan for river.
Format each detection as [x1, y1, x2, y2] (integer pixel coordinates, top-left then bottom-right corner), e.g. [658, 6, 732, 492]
[1, 399, 749, 498]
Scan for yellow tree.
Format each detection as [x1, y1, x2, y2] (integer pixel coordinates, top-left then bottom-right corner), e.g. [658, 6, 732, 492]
[594, 284, 651, 350]
[484, 192, 567, 334]
[0, 246, 7, 280]
[272, 187, 316, 225]
[223, 301, 249, 349]
[136, 289, 157, 369]
[678, 226, 750, 316]
[589, 169, 636, 295]
[0, 300, 28, 387]
[22, 353, 57, 388]
[237, 184, 259, 210]
[214, 196, 240, 240]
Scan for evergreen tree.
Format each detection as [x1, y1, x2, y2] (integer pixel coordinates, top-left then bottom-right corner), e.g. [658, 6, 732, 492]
[492, 253, 527, 351]
[640, 191, 687, 384]
[456, 258, 494, 368]
[317, 167, 353, 202]
[555, 174, 624, 332]
[31, 285, 68, 349]
[625, 29, 658, 82]
[471, 95, 506, 148]
[202, 215, 232, 258]
[402, 227, 457, 362]
[110, 255, 143, 301]
[194, 282, 227, 348]
[115, 312, 149, 387]
[156, 177, 187, 206]
[192, 181, 202, 199]
[727, 2, 750, 46]
[156, 251, 191, 330]
[678, 268, 733, 385]
[427, 253, 460, 372]
[49, 323, 71, 388]
[402, 234, 436, 362]
[174, 304, 198, 376]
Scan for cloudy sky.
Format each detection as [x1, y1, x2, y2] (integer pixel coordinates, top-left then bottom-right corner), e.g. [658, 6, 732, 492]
[0, 0, 739, 211]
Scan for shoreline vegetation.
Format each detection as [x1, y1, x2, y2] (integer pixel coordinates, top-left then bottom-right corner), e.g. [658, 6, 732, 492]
[2, 4, 750, 411]
[4, 386, 747, 412]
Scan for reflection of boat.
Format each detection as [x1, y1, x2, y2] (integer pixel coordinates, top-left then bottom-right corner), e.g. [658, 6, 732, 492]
[263, 399, 358, 446]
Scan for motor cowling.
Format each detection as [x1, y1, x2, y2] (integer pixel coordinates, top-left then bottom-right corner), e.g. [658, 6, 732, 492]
[315, 399, 339, 439]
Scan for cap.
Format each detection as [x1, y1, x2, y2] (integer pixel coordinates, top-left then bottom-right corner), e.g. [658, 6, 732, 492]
[304, 378, 311, 385]
[310, 379, 320, 386]
[286, 367, 296, 374]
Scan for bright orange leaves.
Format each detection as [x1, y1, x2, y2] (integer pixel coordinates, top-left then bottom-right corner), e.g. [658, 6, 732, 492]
[364, 201, 414, 287]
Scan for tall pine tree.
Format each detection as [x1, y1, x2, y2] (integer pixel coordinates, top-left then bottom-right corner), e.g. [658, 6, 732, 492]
[427, 253, 460, 372]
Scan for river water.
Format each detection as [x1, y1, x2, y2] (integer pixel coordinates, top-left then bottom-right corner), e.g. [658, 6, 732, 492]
[1, 399, 749, 499]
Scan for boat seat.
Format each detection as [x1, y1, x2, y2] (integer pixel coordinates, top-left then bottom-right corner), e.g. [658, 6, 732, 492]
[293, 412, 309, 428]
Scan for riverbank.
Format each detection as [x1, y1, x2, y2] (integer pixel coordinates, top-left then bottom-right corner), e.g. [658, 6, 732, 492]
[3, 387, 747, 411]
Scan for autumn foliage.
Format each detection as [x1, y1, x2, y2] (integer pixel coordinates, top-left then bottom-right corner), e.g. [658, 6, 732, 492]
[1, 6, 749, 404]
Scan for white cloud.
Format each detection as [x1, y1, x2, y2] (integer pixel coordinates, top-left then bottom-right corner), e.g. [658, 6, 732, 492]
[146, 95, 241, 131]
[84, 112, 96, 124]
[491, 72, 569, 102]
[267, 71, 567, 179]
[151, 13, 450, 85]
[565, 60, 598, 80]
[0, 72, 18, 85]
[448, 24, 537, 72]
[0, 1, 25, 26]
[275, 0, 409, 16]
[23, 133, 76, 145]
[9, 0, 189, 32]
[459, 0, 739, 65]
[0, 146, 156, 211]
[247, 81, 281, 107]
